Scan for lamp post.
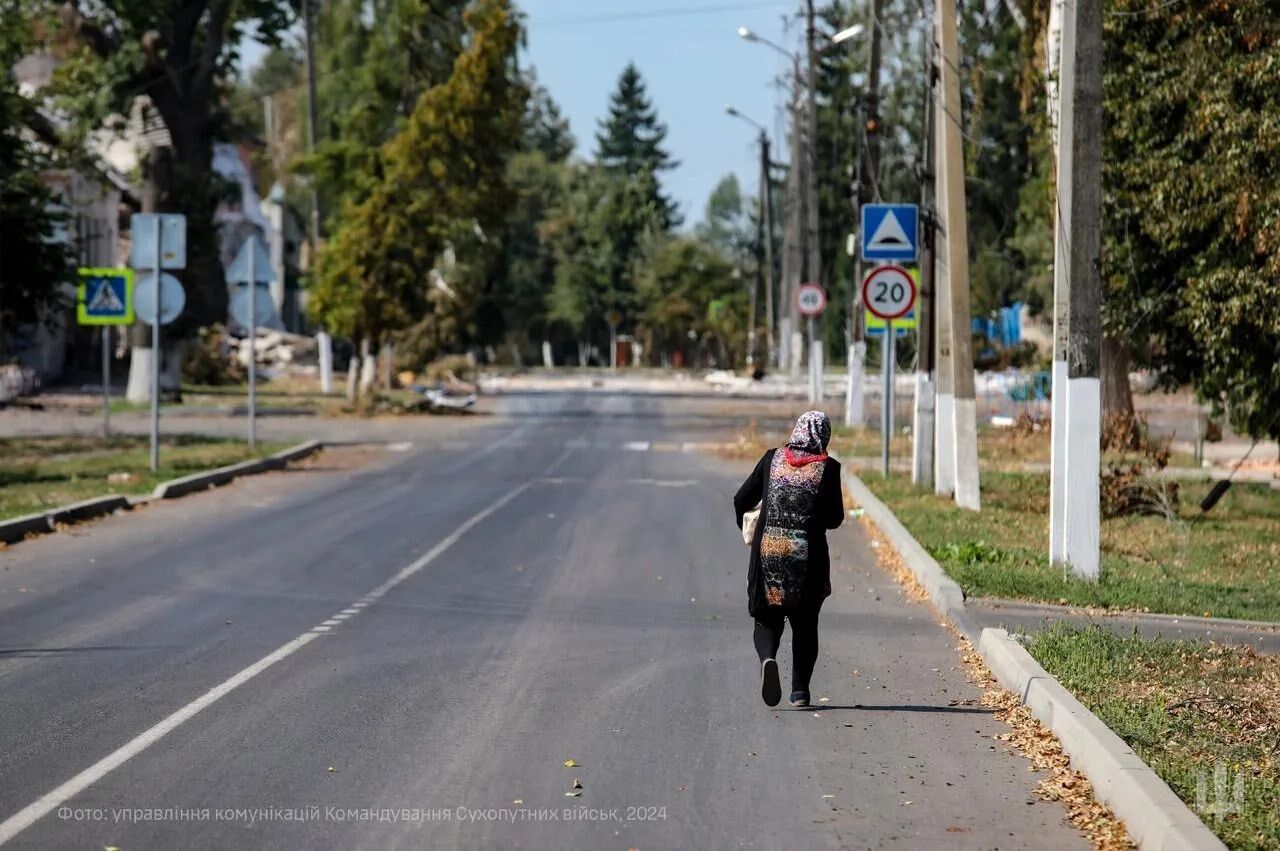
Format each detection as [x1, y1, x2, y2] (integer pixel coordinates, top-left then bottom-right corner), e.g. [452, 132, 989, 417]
[726, 106, 777, 370]
[737, 22, 865, 388]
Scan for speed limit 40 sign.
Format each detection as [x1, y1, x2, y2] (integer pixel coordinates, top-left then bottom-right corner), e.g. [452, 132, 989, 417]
[796, 283, 827, 318]
[861, 264, 916, 321]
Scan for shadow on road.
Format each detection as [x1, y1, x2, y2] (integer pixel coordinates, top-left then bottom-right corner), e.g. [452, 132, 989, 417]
[807, 703, 995, 714]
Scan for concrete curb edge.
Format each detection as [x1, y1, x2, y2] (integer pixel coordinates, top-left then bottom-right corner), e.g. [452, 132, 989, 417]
[979, 628, 1226, 851]
[0, 441, 324, 546]
[842, 471, 1226, 851]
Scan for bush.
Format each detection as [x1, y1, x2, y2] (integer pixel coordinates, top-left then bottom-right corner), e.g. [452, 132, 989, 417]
[181, 325, 244, 386]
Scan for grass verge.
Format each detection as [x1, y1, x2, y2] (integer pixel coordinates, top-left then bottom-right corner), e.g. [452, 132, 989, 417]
[0, 434, 290, 521]
[1026, 624, 1279, 849]
[862, 471, 1280, 622]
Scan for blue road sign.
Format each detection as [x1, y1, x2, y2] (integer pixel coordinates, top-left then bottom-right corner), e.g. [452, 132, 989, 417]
[861, 204, 919, 262]
[77, 268, 134, 325]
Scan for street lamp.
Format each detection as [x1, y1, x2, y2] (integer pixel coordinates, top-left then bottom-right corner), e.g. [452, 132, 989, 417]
[726, 105, 777, 370]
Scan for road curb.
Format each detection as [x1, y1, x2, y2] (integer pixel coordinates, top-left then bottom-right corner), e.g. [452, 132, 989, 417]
[842, 472, 981, 642]
[0, 495, 131, 544]
[979, 628, 1226, 851]
[0, 441, 324, 547]
[842, 471, 1226, 851]
[150, 439, 323, 499]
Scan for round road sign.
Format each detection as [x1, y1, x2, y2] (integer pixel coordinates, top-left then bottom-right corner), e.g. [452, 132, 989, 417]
[861, 265, 916, 321]
[133, 272, 186, 326]
[796, 283, 827, 318]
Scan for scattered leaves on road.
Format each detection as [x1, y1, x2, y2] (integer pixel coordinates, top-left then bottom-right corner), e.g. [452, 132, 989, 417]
[860, 512, 1134, 850]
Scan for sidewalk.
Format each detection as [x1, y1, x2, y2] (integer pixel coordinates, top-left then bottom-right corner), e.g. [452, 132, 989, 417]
[968, 596, 1280, 653]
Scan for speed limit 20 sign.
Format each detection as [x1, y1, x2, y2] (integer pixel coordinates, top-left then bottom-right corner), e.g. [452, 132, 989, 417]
[861, 264, 916, 321]
[796, 283, 827, 318]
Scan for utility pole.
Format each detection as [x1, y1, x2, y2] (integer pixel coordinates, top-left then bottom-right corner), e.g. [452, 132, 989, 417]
[302, 0, 322, 251]
[1048, 0, 1074, 566]
[780, 75, 804, 378]
[804, 0, 823, 394]
[912, 15, 937, 487]
[934, 0, 980, 510]
[1060, 0, 1103, 578]
[845, 3, 882, 429]
[760, 130, 777, 368]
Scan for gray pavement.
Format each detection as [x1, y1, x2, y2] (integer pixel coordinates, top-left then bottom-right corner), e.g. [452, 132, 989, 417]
[0, 393, 1088, 849]
[969, 596, 1280, 653]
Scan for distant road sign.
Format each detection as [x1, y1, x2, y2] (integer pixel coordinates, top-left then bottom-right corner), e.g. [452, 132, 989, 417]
[862, 264, 917, 321]
[861, 204, 919, 262]
[796, 283, 827, 318]
[77, 268, 134, 325]
[134, 272, 186, 326]
[230, 284, 282, 331]
[130, 213, 187, 270]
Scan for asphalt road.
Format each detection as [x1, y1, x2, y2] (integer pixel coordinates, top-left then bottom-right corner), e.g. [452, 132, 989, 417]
[0, 393, 1089, 849]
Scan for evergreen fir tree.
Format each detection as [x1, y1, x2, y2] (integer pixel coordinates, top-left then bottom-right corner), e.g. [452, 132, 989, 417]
[595, 63, 680, 228]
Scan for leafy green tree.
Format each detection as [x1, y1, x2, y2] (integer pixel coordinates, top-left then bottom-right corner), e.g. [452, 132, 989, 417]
[0, 6, 74, 355]
[309, 0, 527, 364]
[50, 0, 293, 328]
[524, 79, 575, 163]
[636, 236, 746, 368]
[595, 63, 680, 230]
[1104, 0, 1280, 443]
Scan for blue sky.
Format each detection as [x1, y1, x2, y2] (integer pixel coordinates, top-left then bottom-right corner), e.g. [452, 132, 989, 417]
[521, 0, 799, 227]
[242, 1, 804, 229]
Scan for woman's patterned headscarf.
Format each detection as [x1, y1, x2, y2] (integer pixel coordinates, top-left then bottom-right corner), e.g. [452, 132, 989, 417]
[787, 410, 831, 459]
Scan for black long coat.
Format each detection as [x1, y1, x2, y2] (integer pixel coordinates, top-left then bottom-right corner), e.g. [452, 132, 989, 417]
[733, 448, 845, 617]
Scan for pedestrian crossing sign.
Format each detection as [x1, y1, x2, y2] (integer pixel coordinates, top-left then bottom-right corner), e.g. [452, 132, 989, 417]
[77, 268, 134, 325]
[861, 204, 919, 262]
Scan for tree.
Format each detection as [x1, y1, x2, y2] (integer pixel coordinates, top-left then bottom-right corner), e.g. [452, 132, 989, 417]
[697, 174, 753, 261]
[51, 0, 293, 329]
[1104, 0, 1280, 442]
[595, 63, 680, 230]
[635, 236, 746, 368]
[0, 6, 74, 356]
[308, 0, 527, 371]
[524, 78, 574, 163]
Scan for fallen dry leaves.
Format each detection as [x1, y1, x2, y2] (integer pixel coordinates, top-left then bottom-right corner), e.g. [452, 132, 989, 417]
[859, 513, 1134, 850]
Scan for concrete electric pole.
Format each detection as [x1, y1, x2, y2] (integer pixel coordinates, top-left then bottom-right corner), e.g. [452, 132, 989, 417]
[912, 17, 937, 487]
[934, 0, 980, 510]
[1059, 0, 1103, 578]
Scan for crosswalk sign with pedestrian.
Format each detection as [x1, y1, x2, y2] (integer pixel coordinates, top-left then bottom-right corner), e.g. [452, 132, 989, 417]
[77, 268, 135, 325]
[861, 204, 919, 262]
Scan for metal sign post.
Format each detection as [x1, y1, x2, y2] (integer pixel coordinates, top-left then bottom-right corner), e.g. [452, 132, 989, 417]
[862, 265, 917, 477]
[150, 223, 162, 471]
[76, 268, 135, 438]
[130, 213, 188, 472]
[796, 284, 827, 404]
[882, 319, 895, 476]
[247, 240, 257, 450]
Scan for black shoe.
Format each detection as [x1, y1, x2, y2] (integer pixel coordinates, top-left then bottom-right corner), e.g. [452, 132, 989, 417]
[789, 691, 810, 708]
[761, 659, 781, 707]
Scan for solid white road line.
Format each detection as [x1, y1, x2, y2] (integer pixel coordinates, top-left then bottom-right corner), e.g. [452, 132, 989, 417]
[0, 469, 551, 846]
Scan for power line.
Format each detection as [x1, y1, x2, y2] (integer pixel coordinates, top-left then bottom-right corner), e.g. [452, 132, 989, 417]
[537, 2, 790, 27]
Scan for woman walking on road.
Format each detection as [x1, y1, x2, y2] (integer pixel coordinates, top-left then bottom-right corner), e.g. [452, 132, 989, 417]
[733, 411, 844, 708]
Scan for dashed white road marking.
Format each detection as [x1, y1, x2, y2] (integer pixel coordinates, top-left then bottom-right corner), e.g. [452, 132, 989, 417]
[0, 446, 572, 847]
[625, 478, 699, 488]
[623, 441, 651, 452]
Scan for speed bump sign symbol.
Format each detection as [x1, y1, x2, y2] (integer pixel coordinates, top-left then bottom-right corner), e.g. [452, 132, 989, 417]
[861, 264, 916, 321]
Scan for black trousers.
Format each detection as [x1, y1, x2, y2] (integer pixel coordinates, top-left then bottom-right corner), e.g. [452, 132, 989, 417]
[752, 607, 821, 693]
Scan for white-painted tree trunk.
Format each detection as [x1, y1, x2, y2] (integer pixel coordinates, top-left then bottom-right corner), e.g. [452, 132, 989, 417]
[317, 332, 334, 394]
[126, 346, 155, 403]
[541, 340, 554, 368]
[345, 356, 358, 401]
[844, 342, 866, 427]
